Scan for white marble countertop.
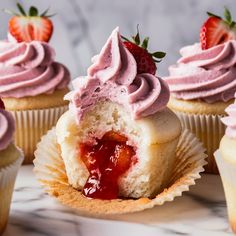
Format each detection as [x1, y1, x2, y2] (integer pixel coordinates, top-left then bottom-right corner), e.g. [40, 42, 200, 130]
[2, 166, 234, 236]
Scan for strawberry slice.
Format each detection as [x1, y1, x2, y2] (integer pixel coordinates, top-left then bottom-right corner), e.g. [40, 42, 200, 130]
[4, 3, 54, 42]
[122, 26, 166, 75]
[200, 7, 236, 50]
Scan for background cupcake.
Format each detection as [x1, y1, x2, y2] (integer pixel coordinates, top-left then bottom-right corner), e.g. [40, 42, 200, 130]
[0, 3, 71, 163]
[164, 8, 236, 174]
[215, 93, 236, 233]
[0, 100, 23, 234]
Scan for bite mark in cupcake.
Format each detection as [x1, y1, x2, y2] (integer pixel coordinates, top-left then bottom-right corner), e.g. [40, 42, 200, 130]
[57, 27, 181, 200]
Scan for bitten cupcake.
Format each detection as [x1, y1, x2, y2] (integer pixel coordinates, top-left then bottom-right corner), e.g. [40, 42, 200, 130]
[0, 99, 23, 234]
[215, 93, 236, 233]
[34, 27, 207, 215]
[55, 27, 182, 200]
[0, 4, 71, 163]
[164, 8, 236, 174]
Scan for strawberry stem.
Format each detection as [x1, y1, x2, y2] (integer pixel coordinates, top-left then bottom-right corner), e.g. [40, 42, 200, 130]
[207, 7, 236, 29]
[121, 35, 130, 42]
[141, 37, 149, 49]
[207, 11, 221, 19]
[132, 24, 140, 45]
[29, 6, 38, 16]
[224, 7, 232, 24]
[40, 7, 50, 17]
[3, 2, 56, 18]
[122, 27, 166, 64]
[17, 2, 26, 16]
[152, 51, 166, 59]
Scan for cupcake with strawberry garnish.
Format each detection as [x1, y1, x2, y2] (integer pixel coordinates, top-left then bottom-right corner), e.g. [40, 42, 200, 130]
[34, 27, 207, 215]
[0, 98, 23, 234]
[0, 3, 71, 163]
[164, 7, 236, 174]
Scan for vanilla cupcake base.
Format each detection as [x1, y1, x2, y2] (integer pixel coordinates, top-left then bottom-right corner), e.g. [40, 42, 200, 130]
[168, 97, 230, 174]
[0, 149, 23, 234]
[56, 102, 182, 198]
[175, 111, 225, 174]
[10, 106, 68, 164]
[215, 149, 236, 233]
[34, 128, 206, 215]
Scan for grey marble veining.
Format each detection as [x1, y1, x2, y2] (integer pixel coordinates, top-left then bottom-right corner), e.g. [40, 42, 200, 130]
[2, 166, 234, 236]
[0, 0, 236, 78]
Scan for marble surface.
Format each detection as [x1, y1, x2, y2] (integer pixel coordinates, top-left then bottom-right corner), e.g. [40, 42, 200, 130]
[2, 165, 234, 236]
[1, 0, 236, 78]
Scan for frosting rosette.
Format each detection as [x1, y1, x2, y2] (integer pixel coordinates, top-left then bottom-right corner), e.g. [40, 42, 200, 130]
[221, 94, 236, 138]
[0, 40, 70, 98]
[66, 27, 169, 121]
[164, 40, 236, 103]
[0, 109, 15, 151]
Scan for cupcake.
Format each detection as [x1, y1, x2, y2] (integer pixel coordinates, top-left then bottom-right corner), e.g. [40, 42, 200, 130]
[216, 94, 236, 233]
[54, 27, 182, 200]
[0, 4, 71, 163]
[164, 7, 236, 174]
[0, 100, 23, 234]
[34, 28, 207, 215]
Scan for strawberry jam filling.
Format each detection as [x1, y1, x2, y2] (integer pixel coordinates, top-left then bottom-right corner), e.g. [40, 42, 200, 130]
[80, 131, 136, 200]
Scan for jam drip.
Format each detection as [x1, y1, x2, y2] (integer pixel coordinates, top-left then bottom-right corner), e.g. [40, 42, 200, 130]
[80, 131, 136, 200]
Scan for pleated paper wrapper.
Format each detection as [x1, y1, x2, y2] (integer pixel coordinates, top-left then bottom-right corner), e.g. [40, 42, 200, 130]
[33, 128, 207, 215]
[10, 105, 68, 164]
[0, 149, 23, 234]
[215, 150, 236, 233]
[175, 111, 225, 174]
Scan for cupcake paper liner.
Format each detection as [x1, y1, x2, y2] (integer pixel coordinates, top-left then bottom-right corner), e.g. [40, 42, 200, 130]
[0, 149, 24, 234]
[34, 128, 207, 215]
[215, 150, 236, 233]
[175, 110, 225, 174]
[10, 105, 68, 164]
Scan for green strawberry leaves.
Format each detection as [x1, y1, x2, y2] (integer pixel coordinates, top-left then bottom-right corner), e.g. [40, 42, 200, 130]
[3, 2, 56, 18]
[207, 7, 236, 29]
[122, 25, 166, 63]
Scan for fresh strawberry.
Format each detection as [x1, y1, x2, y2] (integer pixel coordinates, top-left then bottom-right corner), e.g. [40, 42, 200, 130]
[0, 98, 5, 109]
[200, 7, 236, 50]
[122, 26, 166, 75]
[4, 3, 54, 43]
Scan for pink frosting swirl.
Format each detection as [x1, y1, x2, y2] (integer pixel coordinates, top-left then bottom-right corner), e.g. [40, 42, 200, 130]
[164, 40, 236, 103]
[0, 109, 15, 151]
[0, 40, 70, 98]
[221, 94, 236, 138]
[66, 27, 169, 121]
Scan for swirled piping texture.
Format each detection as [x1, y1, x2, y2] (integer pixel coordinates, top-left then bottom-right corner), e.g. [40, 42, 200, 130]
[0, 40, 70, 98]
[66, 27, 170, 121]
[164, 41, 236, 103]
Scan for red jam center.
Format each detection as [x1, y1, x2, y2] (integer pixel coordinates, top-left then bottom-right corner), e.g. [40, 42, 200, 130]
[80, 131, 136, 200]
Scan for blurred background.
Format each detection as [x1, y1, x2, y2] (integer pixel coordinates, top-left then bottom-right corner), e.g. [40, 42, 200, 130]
[0, 0, 236, 78]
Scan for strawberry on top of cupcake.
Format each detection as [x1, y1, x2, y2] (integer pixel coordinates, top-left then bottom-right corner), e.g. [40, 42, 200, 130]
[165, 7, 236, 103]
[0, 3, 70, 99]
[58, 27, 181, 200]
[164, 7, 236, 174]
[0, 3, 71, 163]
[67, 27, 168, 121]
